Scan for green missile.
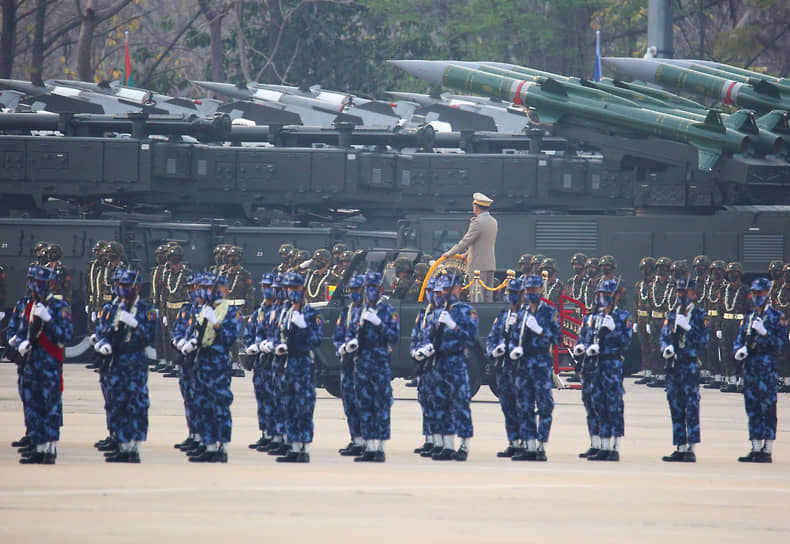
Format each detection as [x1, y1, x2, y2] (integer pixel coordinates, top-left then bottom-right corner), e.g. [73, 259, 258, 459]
[389, 60, 750, 170]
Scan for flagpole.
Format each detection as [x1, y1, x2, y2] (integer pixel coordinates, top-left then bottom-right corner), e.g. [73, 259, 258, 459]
[594, 29, 602, 83]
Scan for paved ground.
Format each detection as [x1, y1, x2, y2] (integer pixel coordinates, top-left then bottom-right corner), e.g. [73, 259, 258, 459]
[0, 362, 788, 544]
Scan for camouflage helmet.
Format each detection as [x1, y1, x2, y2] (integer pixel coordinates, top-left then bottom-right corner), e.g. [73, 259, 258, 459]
[531, 254, 545, 266]
[710, 260, 726, 271]
[655, 257, 672, 268]
[570, 253, 587, 266]
[278, 243, 294, 259]
[340, 250, 353, 263]
[94, 240, 108, 255]
[783, 263, 790, 273]
[295, 249, 310, 264]
[227, 246, 243, 260]
[167, 244, 184, 260]
[313, 248, 331, 266]
[155, 244, 169, 256]
[213, 244, 225, 256]
[598, 255, 616, 269]
[34, 241, 49, 257]
[517, 254, 533, 266]
[693, 255, 711, 268]
[106, 241, 125, 258]
[726, 261, 743, 274]
[540, 257, 558, 273]
[585, 257, 599, 269]
[639, 257, 656, 270]
[768, 260, 784, 273]
[394, 257, 414, 274]
[46, 243, 63, 260]
[287, 247, 301, 261]
[414, 262, 429, 278]
[671, 259, 688, 273]
[331, 242, 348, 255]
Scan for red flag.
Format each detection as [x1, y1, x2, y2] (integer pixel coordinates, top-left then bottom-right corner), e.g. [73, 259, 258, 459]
[123, 32, 133, 86]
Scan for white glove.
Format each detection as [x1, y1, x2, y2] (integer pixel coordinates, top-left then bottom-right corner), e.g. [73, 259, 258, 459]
[752, 316, 767, 336]
[586, 343, 600, 357]
[675, 314, 690, 332]
[526, 314, 543, 335]
[260, 340, 273, 354]
[162, 315, 168, 327]
[181, 338, 197, 354]
[506, 314, 517, 326]
[422, 343, 435, 357]
[274, 343, 288, 356]
[85, 305, 89, 315]
[18, 339, 31, 356]
[491, 343, 506, 358]
[361, 309, 382, 326]
[715, 330, 722, 340]
[413, 348, 426, 361]
[176, 338, 187, 351]
[509, 345, 524, 360]
[118, 310, 138, 328]
[632, 322, 638, 334]
[203, 307, 218, 325]
[662, 345, 675, 360]
[290, 311, 307, 328]
[8, 335, 21, 348]
[97, 341, 112, 356]
[573, 343, 586, 357]
[0, 311, 4, 320]
[345, 338, 359, 353]
[245, 344, 260, 355]
[646, 323, 652, 335]
[89, 334, 98, 346]
[33, 302, 52, 322]
[734, 346, 748, 361]
[601, 315, 615, 331]
[91, 311, 97, 323]
[338, 343, 347, 356]
[438, 310, 457, 330]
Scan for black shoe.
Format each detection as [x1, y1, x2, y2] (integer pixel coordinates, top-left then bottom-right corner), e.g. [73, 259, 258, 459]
[683, 451, 697, 463]
[720, 383, 738, 393]
[512, 450, 537, 461]
[662, 450, 686, 462]
[432, 448, 455, 461]
[97, 439, 118, 452]
[703, 380, 723, 389]
[422, 446, 442, 458]
[249, 437, 266, 449]
[405, 379, 418, 387]
[175, 437, 193, 450]
[163, 370, 180, 378]
[187, 444, 207, 458]
[11, 435, 30, 448]
[588, 449, 613, 461]
[647, 377, 666, 388]
[413, 442, 433, 454]
[453, 448, 468, 461]
[178, 438, 198, 451]
[256, 442, 273, 452]
[18, 444, 35, 455]
[105, 450, 141, 463]
[94, 436, 112, 448]
[606, 450, 620, 461]
[354, 450, 382, 462]
[634, 376, 652, 385]
[19, 451, 56, 464]
[579, 447, 599, 458]
[340, 444, 365, 457]
[277, 451, 309, 463]
[738, 450, 762, 463]
[534, 450, 547, 462]
[189, 450, 217, 463]
[497, 445, 519, 458]
[268, 442, 290, 456]
[754, 450, 772, 463]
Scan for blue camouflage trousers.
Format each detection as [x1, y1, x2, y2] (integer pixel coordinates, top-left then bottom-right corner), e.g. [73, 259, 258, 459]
[179, 362, 198, 436]
[581, 362, 599, 437]
[99, 367, 112, 433]
[18, 371, 32, 434]
[20, 351, 62, 445]
[195, 350, 233, 444]
[743, 355, 778, 441]
[494, 362, 519, 442]
[341, 363, 361, 438]
[355, 353, 393, 440]
[281, 355, 315, 443]
[418, 363, 440, 437]
[108, 354, 150, 443]
[592, 358, 625, 438]
[514, 353, 554, 443]
[665, 359, 700, 445]
[272, 356, 288, 437]
[252, 358, 276, 434]
[435, 354, 473, 438]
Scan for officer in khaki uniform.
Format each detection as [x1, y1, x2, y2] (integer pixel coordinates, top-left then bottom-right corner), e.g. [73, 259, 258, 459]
[719, 262, 750, 392]
[442, 192, 498, 303]
[162, 245, 191, 373]
[703, 260, 727, 388]
[644, 257, 673, 385]
[304, 249, 332, 303]
[633, 257, 655, 379]
[224, 246, 254, 377]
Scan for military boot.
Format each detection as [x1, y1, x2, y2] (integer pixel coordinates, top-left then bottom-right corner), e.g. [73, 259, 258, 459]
[19, 451, 56, 465]
[11, 435, 30, 448]
[431, 448, 455, 461]
[105, 450, 141, 463]
[661, 449, 686, 462]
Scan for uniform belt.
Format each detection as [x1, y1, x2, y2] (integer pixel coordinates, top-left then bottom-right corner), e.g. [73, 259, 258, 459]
[637, 310, 649, 317]
[167, 301, 186, 309]
[651, 311, 666, 318]
[227, 299, 246, 306]
[102, 294, 113, 301]
[707, 310, 719, 317]
[723, 312, 744, 320]
[52, 294, 63, 300]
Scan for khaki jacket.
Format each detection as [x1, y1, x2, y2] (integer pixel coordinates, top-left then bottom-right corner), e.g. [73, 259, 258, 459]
[446, 211, 497, 273]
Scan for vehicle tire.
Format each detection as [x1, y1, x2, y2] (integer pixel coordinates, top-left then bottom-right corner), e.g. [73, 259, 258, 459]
[322, 374, 342, 398]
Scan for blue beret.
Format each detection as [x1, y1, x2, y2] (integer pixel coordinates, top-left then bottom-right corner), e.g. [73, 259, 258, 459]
[284, 272, 304, 287]
[750, 277, 771, 291]
[272, 274, 283, 288]
[507, 278, 524, 291]
[260, 272, 275, 285]
[365, 271, 383, 286]
[440, 273, 463, 288]
[186, 273, 198, 286]
[426, 277, 437, 291]
[199, 272, 217, 286]
[214, 274, 228, 287]
[117, 268, 142, 285]
[348, 274, 366, 288]
[30, 265, 55, 282]
[522, 274, 542, 288]
[596, 278, 619, 294]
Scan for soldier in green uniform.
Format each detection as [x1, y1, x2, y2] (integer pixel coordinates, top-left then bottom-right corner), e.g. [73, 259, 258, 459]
[768, 261, 784, 303]
[162, 244, 191, 374]
[291, 249, 311, 278]
[303, 249, 332, 303]
[773, 263, 790, 392]
[274, 243, 294, 274]
[517, 254, 533, 278]
[530, 255, 545, 278]
[703, 260, 727, 389]
[44, 244, 71, 304]
[539, 257, 564, 307]
[565, 253, 587, 303]
[719, 262, 750, 393]
[645, 257, 673, 386]
[150, 244, 170, 365]
[633, 257, 655, 381]
[406, 262, 430, 301]
[85, 241, 107, 333]
[581, 257, 601, 314]
[391, 258, 414, 300]
[331, 242, 348, 268]
[329, 250, 353, 287]
[598, 255, 626, 310]
[32, 241, 49, 266]
[224, 246, 254, 377]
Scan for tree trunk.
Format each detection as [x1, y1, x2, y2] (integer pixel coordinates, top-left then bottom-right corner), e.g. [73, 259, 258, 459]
[198, 0, 226, 81]
[77, 1, 98, 82]
[263, 0, 283, 83]
[0, 0, 17, 78]
[30, 0, 46, 86]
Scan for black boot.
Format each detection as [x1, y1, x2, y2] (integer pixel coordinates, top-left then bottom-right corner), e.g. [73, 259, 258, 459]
[340, 443, 365, 457]
[354, 450, 378, 462]
[533, 449, 547, 462]
[413, 441, 433, 454]
[186, 444, 207, 458]
[578, 447, 599, 458]
[277, 450, 309, 463]
[662, 449, 686, 462]
[453, 448, 468, 461]
[737, 450, 762, 462]
[97, 438, 119, 452]
[19, 451, 56, 465]
[175, 437, 193, 450]
[105, 450, 141, 463]
[422, 445, 442, 458]
[512, 449, 537, 461]
[683, 451, 697, 462]
[587, 449, 612, 461]
[249, 436, 266, 449]
[432, 448, 455, 461]
[755, 449, 773, 463]
[497, 445, 519, 458]
[11, 435, 30, 448]
[268, 442, 291, 456]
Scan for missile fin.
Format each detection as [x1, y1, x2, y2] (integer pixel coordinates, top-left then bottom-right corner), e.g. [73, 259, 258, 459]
[694, 146, 722, 171]
[532, 109, 563, 124]
[749, 79, 782, 98]
[692, 110, 726, 133]
[538, 78, 568, 97]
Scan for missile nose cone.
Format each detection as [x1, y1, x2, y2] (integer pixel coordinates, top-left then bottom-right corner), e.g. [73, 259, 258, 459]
[602, 57, 660, 83]
[388, 60, 447, 86]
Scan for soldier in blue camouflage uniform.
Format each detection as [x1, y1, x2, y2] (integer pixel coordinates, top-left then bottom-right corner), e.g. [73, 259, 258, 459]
[94, 269, 156, 463]
[265, 274, 292, 457]
[275, 272, 323, 463]
[244, 273, 278, 451]
[427, 273, 479, 461]
[574, 309, 602, 458]
[172, 273, 201, 453]
[334, 274, 366, 457]
[734, 277, 787, 463]
[7, 266, 37, 450]
[486, 278, 524, 458]
[660, 278, 708, 462]
[410, 277, 440, 456]
[352, 272, 399, 463]
[181, 273, 241, 463]
[14, 265, 72, 464]
[508, 275, 561, 461]
[580, 279, 632, 461]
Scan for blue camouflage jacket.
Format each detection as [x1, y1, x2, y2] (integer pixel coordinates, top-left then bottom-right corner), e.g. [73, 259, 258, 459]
[357, 299, 399, 353]
[434, 301, 479, 356]
[734, 305, 787, 356]
[660, 304, 708, 361]
[96, 297, 156, 355]
[508, 301, 561, 354]
[582, 307, 632, 359]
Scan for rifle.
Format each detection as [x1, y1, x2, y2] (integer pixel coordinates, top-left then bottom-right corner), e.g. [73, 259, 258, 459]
[102, 301, 127, 373]
[495, 307, 517, 370]
[20, 300, 44, 372]
[736, 311, 758, 378]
